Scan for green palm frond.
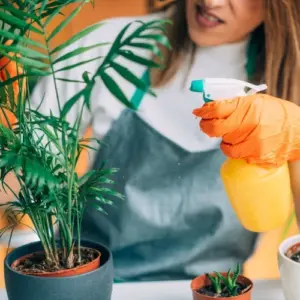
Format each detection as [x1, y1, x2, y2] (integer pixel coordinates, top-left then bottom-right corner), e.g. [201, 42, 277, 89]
[78, 164, 123, 214]
[0, 149, 59, 190]
[94, 19, 171, 110]
[0, 0, 97, 85]
[0, 123, 19, 149]
[61, 19, 172, 117]
[1, 0, 171, 113]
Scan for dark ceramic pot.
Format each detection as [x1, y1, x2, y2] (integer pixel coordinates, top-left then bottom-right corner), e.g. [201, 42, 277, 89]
[5, 240, 113, 300]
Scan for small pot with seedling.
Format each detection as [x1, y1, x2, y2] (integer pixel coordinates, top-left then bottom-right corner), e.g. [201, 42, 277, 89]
[278, 234, 300, 300]
[191, 264, 253, 299]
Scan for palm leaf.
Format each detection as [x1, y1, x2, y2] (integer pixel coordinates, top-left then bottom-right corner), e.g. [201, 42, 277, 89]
[110, 61, 155, 96]
[46, 5, 82, 41]
[2, 44, 49, 60]
[54, 56, 103, 73]
[0, 50, 49, 70]
[60, 81, 94, 118]
[50, 23, 106, 55]
[0, 10, 42, 34]
[101, 72, 136, 109]
[91, 19, 171, 110]
[0, 30, 47, 49]
[53, 43, 105, 64]
[117, 50, 160, 68]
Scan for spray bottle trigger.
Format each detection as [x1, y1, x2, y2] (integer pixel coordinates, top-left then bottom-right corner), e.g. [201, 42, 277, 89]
[189, 80, 213, 103]
[204, 93, 213, 103]
[245, 84, 268, 95]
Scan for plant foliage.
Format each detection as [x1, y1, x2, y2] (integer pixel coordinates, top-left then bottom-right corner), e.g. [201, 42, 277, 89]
[0, 0, 171, 268]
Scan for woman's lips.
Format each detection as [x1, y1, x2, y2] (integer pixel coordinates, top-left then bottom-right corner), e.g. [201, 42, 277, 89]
[195, 4, 224, 29]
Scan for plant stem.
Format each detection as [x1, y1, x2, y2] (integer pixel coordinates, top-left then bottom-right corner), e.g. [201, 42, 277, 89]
[29, 211, 52, 262]
[43, 40, 61, 114]
[59, 217, 73, 257]
[41, 19, 74, 262]
[77, 213, 82, 263]
[59, 222, 67, 261]
[47, 214, 59, 262]
[67, 102, 86, 259]
[37, 211, 56, 264]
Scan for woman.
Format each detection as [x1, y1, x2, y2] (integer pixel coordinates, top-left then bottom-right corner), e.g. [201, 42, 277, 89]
[31, 0, 300, 281]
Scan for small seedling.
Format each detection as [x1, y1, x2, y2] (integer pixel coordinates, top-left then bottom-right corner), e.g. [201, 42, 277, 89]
[206, 264, 241, 296]
[206, 273, 222, 295]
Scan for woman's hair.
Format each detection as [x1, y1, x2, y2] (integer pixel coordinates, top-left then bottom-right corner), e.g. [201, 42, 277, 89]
[149, 0, 300, 105]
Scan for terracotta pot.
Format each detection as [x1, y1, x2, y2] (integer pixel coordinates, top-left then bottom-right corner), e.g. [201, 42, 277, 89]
[10, 247, 101, 277]
[5, 240, 113, 300]
[191, 272, 253, 300]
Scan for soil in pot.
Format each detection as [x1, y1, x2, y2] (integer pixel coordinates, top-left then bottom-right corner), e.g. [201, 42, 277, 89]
[11, 247, 101, 277]
[198, 282, 251, 298]
[285, 242, 300, 263]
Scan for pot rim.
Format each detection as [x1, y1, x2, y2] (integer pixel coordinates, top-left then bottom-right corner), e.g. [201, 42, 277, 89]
[279, 234, 300, 267]
[191, 273, 254, 299]
[10, 246, 101, 277]
[5, 240, 111, 280]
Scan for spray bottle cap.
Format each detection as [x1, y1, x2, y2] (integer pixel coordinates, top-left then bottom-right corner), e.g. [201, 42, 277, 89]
[190, 78, 267, 103]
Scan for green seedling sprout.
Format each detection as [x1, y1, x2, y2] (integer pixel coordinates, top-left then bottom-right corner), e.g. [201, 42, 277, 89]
[206, 264, 241, 296]
[206, 273, 222, 295]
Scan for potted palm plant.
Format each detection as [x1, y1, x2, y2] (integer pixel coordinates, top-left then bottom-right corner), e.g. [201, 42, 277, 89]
[0, 1, 170, 299]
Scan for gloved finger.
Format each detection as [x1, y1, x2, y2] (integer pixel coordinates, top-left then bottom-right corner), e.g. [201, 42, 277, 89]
[200, 119, 228, 137]
[193, 97, 240, 120]
[221, 105, 262, 144]
[246, 156, 286, 168]
[221, 140, 285, 167]
[222, 124, 258, 145]
[223, 131, 287, 162]
[220, 138, 262, 159]
[200, 116, 242, 138]
[212, 97, 263, 144]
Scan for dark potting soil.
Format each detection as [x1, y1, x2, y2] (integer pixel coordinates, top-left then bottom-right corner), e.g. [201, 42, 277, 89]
[289, 251, 300, 263]
[285, 243, 300, 263]
[13, 247, 99, 274]
[198, 283, 248, 298]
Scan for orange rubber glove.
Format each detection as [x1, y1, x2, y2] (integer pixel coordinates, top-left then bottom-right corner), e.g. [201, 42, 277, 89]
[193, 94, 300, 167]
[0, 41, 23, 127]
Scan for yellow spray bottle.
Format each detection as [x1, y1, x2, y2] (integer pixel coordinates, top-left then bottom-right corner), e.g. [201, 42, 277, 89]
[190, 78, 293, 232]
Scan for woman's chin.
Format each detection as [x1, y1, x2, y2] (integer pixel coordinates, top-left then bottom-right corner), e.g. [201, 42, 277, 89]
[188, 29, 225, 47]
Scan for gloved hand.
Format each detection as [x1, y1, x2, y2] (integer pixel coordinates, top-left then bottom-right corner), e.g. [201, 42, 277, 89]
[193, 94, 300, 167]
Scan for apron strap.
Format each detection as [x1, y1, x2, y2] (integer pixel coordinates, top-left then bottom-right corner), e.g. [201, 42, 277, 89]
[130, 70, 151, 109]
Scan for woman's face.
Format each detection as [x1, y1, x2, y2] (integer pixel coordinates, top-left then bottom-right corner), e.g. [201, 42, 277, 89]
[186, 0, 264, 46]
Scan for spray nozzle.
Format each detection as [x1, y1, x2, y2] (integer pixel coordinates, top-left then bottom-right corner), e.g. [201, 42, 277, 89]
[190, 78, 267, 103]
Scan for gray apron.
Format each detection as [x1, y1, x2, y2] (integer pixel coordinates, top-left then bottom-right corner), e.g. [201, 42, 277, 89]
[81, 108, 258, 282]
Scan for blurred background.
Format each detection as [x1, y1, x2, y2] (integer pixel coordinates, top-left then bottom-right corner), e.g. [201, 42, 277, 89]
[0, 0, 298, 287]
